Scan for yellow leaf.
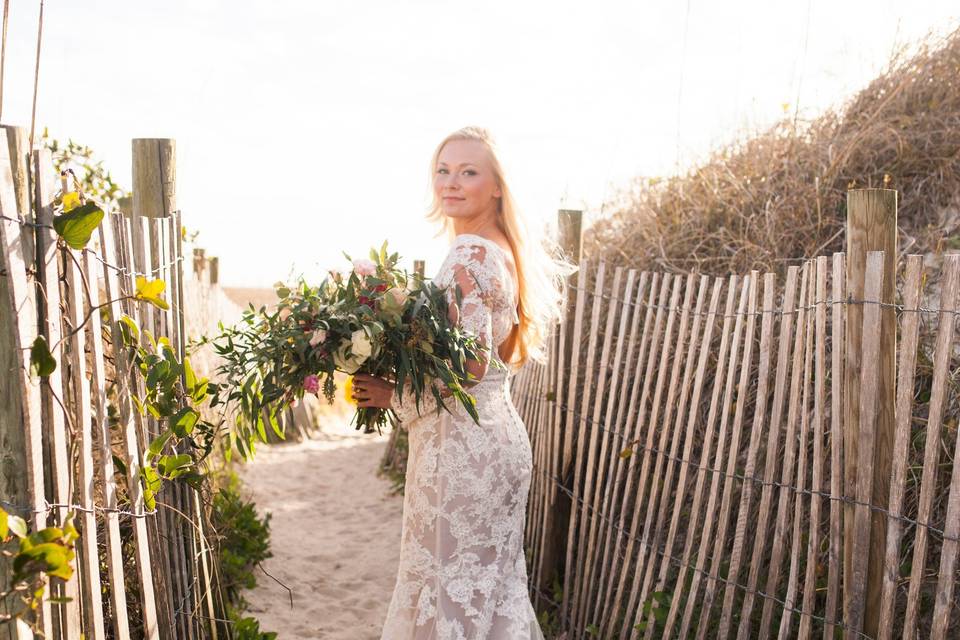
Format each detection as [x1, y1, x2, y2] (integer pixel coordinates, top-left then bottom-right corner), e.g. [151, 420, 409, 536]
[62, 191, 81, 212]
[135, 276, 170, 310]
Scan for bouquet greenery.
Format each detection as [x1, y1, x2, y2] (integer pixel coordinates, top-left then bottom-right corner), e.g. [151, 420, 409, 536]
[209, 241, 503, 440]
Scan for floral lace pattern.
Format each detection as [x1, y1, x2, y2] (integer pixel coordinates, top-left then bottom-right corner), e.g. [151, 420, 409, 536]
[380, 235, 544, 639]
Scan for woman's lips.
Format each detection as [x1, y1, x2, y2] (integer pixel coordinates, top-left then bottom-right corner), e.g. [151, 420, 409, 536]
[444, 197, 464, 201]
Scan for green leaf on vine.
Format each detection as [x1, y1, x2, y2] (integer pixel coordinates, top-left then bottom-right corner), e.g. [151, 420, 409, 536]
[29, 336, 57, 378]
[141, 466, 161, 510]
[53, 201, 104, 250]
[112, 454, 127, 475]
[119, 314, 140, 344]
[170, 408, 199, 437]
[14, 542, 74, 580]
[135, 276, 170, 310]
[7, 513, 28, 538]
[147, 431, 174, 460]
[158, 453, 192, 479]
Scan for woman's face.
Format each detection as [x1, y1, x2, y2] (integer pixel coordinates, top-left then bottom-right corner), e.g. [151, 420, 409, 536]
[434, 139, 501, 222]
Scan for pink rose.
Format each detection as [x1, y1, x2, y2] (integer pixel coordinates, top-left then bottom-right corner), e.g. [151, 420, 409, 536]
[353, 258, 376, 277]
[303, 374, 320, 395]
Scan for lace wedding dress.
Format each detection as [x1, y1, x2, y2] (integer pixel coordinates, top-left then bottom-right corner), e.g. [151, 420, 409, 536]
[379, 234, 545, 640]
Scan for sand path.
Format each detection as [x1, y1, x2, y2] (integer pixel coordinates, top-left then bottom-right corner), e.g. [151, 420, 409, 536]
[238, 415, 402, 639]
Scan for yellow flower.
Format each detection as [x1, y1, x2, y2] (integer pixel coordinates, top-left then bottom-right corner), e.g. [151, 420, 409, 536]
[343, 375, 358, 405]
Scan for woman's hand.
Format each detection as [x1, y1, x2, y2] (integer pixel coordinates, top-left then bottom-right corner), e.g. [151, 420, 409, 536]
[351, 373, 396, 409]
[351, 373, 457, 410]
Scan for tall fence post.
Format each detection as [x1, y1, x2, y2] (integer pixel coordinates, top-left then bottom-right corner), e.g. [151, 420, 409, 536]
[843, 188, 897, 637]
[534, 209, 582, 609]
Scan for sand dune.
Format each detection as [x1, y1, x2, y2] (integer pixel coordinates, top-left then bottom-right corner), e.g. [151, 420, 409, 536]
[238, 417, 402, 639]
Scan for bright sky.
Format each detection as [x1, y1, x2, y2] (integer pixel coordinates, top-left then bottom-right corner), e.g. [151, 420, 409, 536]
[1, 1, 957, 287]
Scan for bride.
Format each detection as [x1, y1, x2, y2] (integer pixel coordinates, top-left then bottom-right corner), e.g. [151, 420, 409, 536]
[352, 126, 570, 639]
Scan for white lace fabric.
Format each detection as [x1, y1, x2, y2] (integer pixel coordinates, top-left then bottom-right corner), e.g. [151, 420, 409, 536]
[380, 234, 544, 639]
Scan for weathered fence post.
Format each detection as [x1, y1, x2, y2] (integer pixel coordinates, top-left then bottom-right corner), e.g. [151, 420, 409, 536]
[208, 256, 219, 285]
[534, 209, 582, 609]
[843, 188, 897, 637]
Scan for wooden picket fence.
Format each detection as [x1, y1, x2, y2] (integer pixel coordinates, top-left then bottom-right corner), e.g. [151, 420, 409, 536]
[1, 130, 230, 640]
[514, 205, 960, 637]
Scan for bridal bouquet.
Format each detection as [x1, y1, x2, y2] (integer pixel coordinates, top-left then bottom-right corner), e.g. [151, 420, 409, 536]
[208, 242, 499, 444]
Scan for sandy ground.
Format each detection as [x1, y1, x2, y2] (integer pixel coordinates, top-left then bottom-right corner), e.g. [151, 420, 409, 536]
[238, 414, 403, 639]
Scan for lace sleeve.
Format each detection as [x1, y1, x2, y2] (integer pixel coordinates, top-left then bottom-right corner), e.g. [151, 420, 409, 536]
[388, 239, 503, 429]
[389, 378, 443, 431]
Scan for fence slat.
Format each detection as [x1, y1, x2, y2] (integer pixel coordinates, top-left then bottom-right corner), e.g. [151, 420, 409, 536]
[716, 272, 775, 640]
[930, 254, 960, 640]
[560, 260, 590, 624]
[757, 263, 811, 640]
[876, 255, 924, 640]
[798, 256, 830, 640]
[63, 238, 107, 640]
[902, 253, 960, 639]
[823, 252, 845, 640]
[779, 260, 817, 640]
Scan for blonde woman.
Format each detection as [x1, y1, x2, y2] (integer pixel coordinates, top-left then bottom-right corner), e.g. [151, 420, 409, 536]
[354, 126, 573, 639]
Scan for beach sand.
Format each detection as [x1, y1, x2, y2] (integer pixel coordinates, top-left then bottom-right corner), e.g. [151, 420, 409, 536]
[238, 413, 402, 639]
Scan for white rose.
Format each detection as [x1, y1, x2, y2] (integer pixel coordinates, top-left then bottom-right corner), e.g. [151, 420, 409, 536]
[351, 329, 372, 360]
[332, 339, 363, 374]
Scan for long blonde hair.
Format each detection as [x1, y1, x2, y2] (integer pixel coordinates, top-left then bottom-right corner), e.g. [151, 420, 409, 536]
[425, 126, 575, 369]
